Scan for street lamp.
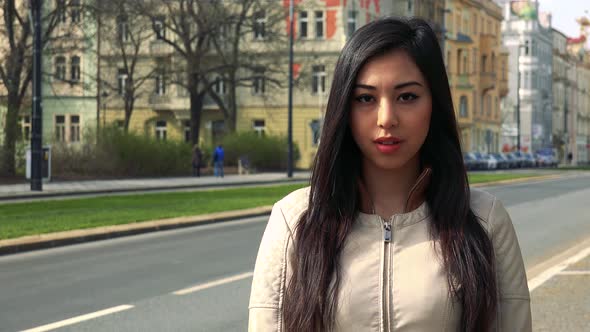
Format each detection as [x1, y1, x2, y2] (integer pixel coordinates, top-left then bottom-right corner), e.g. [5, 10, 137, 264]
[563, 65, 569, 165]
[287, 0, 294, 178]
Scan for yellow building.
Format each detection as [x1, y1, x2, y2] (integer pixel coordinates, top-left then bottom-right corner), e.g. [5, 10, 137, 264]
[445, 0, 506, 153]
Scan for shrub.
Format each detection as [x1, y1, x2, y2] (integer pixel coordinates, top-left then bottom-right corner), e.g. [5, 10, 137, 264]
[220, 132, 300, 171]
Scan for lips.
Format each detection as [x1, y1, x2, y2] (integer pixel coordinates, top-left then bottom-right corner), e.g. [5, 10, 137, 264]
[374, 136, 403, 153]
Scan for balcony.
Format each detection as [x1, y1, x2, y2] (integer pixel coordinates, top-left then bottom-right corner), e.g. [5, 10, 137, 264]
[454, 73, 474, 90]
[149, 94, 172, 109]
[150, 40, 174, 57]
[479, 34, 496, 54]
[480, 72, 496, 91]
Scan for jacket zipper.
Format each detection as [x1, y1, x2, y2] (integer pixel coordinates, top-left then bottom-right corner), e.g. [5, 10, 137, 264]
[381, 217, 392, 332]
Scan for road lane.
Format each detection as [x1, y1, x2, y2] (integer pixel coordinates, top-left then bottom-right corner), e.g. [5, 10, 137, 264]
[1, 174, 589, 331]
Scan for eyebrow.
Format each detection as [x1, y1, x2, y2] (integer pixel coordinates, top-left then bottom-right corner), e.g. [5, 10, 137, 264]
[354, 81, 423, 90]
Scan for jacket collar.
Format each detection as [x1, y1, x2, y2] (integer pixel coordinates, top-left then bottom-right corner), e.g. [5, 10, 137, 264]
[358, 166, 432, 214]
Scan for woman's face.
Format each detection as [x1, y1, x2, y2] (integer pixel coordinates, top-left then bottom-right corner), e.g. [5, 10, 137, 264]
[349, 49, 432, 172]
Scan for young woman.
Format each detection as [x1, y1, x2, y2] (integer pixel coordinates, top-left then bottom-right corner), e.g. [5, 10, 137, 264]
[249, 17, 531, 332]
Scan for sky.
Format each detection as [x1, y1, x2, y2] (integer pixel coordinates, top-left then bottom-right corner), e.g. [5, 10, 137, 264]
[538, 0, 590, 42]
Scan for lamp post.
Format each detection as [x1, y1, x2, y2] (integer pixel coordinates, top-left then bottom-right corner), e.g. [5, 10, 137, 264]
[30, 0, 43, 191]
[287, 0, 294, 178]
[563, 65, 569, 165]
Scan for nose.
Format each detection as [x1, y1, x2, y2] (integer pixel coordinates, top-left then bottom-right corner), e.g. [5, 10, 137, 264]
[377, 98, 399, 129]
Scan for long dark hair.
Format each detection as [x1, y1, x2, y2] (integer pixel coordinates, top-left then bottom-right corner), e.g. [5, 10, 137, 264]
[283, 17, 497, 332]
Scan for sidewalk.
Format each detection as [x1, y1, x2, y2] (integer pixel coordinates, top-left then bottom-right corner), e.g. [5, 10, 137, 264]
[0, 172, 310, 201]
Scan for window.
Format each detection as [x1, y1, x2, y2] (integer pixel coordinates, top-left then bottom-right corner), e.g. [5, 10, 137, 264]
[153, 16, 166, 40]
[310, 119, 321, 146]
[55, 56, 66, 80]
[184, 120, 191, 143]
[347, 11, 357, 38]
[456, 49, 462, 74]
[56, 0, 66, 23]
[312, 65, 326, 94]
[70, 115, 80, 142]
[117, 15, 130, 42]
[486, 95, 491, 116]
[254, 11, 266, 40]
[407, 0, 413, 12]
[118, 68, 128, 96]
[70, 0, 81, 24]
[155, 120, 167, 140]
[300, 11, 308, 38]
[491, 53, 495, 72]
[315, 11, 324, 39]
[21, 116, 31, 141]
[524, 40, 529, 56]
[473, 14, 478, 34]
[253, 119, 265, 137]
[494, 97, 499, 119]
[213, 75, 226, 95]
[459, 96, 468, 117]
[155, 71, 166, 95]
[71, 56, 80, 82]
[472, 49, 477, 74]
[253, 67, 265, 94]
[212, 120, 225, 142]
[55, 115, 66, 142]
[481, 55, 487, 73]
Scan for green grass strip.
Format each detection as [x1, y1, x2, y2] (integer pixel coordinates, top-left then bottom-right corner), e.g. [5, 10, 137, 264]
[0, 173, 544, 240]
[468, 173, 540, 184]
[0, 183, 307, 240]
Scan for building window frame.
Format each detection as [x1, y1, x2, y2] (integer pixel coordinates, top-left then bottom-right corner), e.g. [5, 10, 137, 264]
[459, 96, 468, 118]
[312, 65, 326, 95]
[347, 10, 357, 38]
[117, 15, 130, 43]
[155, 71, 166, 96]
[55, 56, 66, 81]
[300, 11, 308, 39]
[253, 10, 266, 40]
[70, 115, 80, 142]
[252, 67, 265, 95]
[252, 119, 266, 137]
[153, 16, 166, 40]
[71, 56, 81, 83]
[70, 0, 81, 24]
[314, 11, 324, 39]
[55, 115, 66, 142]
[155, 120, 167, 141]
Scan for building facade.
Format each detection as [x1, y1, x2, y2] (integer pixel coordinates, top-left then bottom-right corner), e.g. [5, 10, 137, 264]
[445, 0, 506, 153]
[500, 1, 553, 153]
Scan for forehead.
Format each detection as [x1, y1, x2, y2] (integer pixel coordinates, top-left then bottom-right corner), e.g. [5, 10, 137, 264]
[355, 49, 426, 86]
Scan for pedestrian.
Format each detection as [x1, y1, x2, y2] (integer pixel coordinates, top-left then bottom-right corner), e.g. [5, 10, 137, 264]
[567, 152, 573, 165]
[192, 144, 202, 177]
[213, 144, 224, 178]
[248, 18, 531, 332]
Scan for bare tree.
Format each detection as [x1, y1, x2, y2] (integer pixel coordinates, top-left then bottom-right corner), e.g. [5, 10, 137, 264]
[0, 0, 67, 175]
[133, 0, 289, 144]
[95, 0, 157, 132]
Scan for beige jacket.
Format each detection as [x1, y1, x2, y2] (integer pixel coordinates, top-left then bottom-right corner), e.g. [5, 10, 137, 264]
[248, 172, 532, 331]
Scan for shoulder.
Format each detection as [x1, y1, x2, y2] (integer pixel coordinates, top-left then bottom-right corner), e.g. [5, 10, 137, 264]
[469, 188, 514, 239]
[273, 186, 311, 232]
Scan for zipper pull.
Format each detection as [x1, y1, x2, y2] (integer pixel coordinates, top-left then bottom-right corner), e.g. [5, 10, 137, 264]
[383, 221, 392, 243]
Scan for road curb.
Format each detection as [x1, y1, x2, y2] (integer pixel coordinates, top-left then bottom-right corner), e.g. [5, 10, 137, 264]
[0, 206, 273, 256]
[0, 177, 309, 202]
[471, 174, 564, 187]
[0, 173, 568, 256]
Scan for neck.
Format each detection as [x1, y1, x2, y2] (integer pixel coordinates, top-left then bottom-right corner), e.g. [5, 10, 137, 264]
[360, 157, 421, 219]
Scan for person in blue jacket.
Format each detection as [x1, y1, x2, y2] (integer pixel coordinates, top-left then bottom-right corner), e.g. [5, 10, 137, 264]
[213, 144, 225, 178]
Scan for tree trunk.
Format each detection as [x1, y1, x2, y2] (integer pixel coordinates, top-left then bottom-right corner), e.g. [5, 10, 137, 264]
[227, 72, 237, 132]
[1, 96, 20, 176]
[190, 90, 203, 145]
[124, 97, 133, 132]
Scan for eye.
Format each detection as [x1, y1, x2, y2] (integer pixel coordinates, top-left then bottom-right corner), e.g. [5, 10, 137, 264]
[354, 94, 375, 103]
[398, 93, 418, 102]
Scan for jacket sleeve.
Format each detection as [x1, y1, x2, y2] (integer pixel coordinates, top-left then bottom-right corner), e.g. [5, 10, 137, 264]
[248, 203, 293, 332]
[489, 198, 532, 332]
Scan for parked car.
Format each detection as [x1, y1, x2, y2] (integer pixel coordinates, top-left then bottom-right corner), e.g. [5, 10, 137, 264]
[504, 153, 521, 168]
[464, 153, 478, 170]
[524, 153, 538, 167]
[481, 154, 498, 170]
[536, 154, 558, 168]
[472, 152, 490, 170]
[514, 151, 534, 168]
[492, 153, 510, 169]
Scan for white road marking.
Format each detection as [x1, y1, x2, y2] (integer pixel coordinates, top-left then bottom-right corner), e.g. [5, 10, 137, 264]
[557, 271, 590, 275]
[20, 305, 134, 332]
[528, 246, 590, 291]
[173, 271, 254, 295]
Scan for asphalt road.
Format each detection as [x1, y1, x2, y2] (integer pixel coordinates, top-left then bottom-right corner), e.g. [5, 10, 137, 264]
[1, 173, 589, 332]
